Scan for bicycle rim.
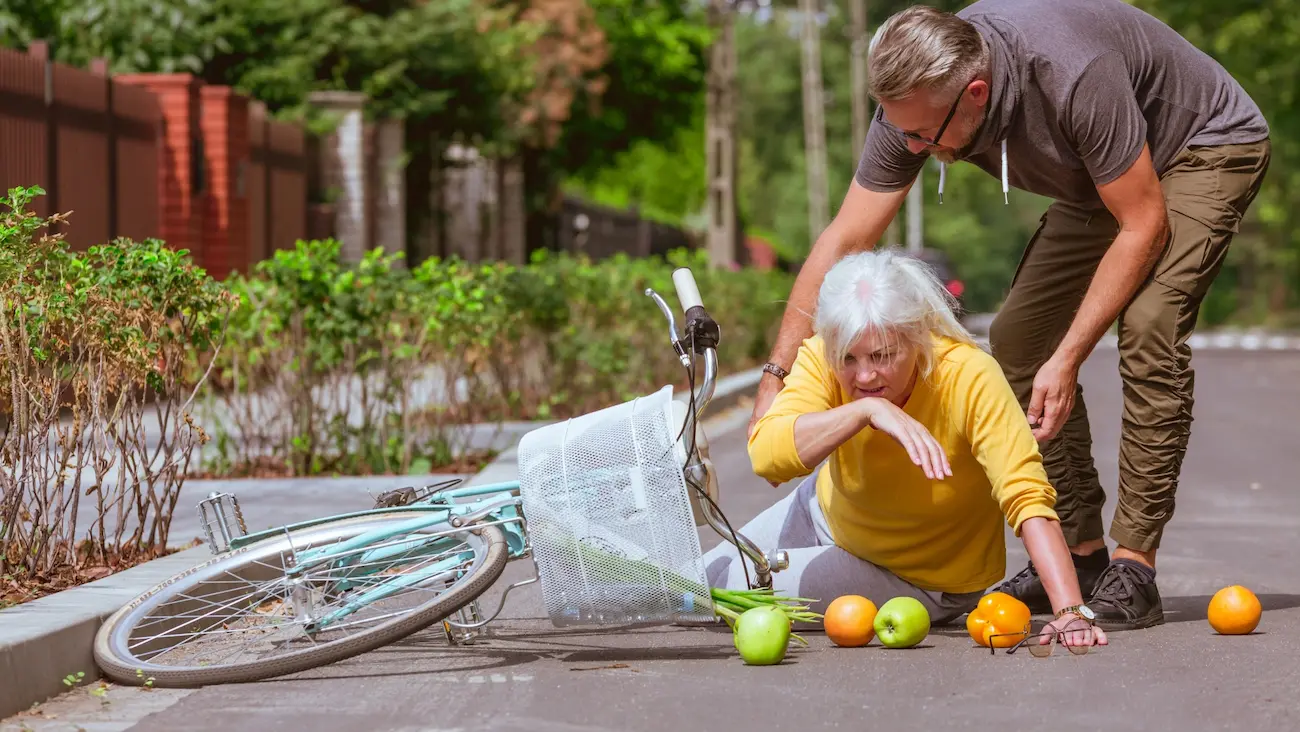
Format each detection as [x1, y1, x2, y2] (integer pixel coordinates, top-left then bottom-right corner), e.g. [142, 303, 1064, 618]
[94, 512, 509, 687]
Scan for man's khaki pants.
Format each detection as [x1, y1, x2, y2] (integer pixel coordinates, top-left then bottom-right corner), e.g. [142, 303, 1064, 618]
[988, 139, 1272, 552]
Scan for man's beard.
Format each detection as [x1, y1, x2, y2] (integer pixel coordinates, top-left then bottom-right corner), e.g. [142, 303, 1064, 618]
[932, 147, 961, 165]
[930, 106, 985, 164]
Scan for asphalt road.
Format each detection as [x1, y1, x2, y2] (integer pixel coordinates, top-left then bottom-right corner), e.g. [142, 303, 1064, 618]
[7, 346, 1300, 731]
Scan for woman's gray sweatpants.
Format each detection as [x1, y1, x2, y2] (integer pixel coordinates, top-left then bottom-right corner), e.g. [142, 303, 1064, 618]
[700, 471, 984, 626]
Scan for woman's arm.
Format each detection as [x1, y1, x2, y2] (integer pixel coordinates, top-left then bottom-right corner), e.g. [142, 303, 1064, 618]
[796, 397, 953, 480]
[791, 399, 876, 469]
[955, 350, 1107, 644]
[954, 351, 1061, 536]
[1020, 516, 1110, 645]
[748, 337, 839, 483]
[1018, 516, 1084, 612]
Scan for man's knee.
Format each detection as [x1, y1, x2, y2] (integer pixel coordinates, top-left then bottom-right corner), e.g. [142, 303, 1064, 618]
[1117, 286, 1198, 442]
[1118, 283, 1194, 391]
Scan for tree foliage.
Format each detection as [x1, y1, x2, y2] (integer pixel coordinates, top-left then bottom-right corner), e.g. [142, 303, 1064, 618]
[723, 2, 1047, 310]
[1131, 0, 1300, 323]
[1, 0, 700, 152]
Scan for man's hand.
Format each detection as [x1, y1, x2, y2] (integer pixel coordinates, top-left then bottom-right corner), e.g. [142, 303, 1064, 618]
[1027, 354, 1079, 443]
[747, 372, 783, 440]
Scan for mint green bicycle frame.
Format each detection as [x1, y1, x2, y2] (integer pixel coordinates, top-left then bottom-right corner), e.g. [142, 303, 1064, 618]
[226, 480, 529, 632]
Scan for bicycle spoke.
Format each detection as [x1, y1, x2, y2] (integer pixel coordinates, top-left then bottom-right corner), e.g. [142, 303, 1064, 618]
[115, 528, 483, 669]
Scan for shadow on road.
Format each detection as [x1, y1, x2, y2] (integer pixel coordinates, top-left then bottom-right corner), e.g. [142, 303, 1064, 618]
[252, 627, 739, 684]
[1160, 593, 1300, 624]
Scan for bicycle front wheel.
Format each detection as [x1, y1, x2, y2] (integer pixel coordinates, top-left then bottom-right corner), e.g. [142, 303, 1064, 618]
[94, 512, 509, 688]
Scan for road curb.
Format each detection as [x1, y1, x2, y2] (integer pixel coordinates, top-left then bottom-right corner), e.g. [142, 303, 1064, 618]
[0, 366, 763, 719]
[965, 312, 1300, 352]
[0, 545, 211, 719]
[975, 332, 1300, 352]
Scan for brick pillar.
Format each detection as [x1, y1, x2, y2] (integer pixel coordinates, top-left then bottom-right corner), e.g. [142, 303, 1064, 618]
[307, 91, 369, 262]
[115, 74, 204, 258]
[199, 86, 251, 279]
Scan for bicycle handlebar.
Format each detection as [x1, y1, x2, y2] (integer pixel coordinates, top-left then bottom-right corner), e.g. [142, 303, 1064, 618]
[653, 267, 782, 589]
[672, 268, 704, 313]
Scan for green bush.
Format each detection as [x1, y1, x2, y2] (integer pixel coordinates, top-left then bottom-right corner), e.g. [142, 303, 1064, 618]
[199, 242, 793, 478]
[499, 248, 792, 419]
[0, 186, 233, 585]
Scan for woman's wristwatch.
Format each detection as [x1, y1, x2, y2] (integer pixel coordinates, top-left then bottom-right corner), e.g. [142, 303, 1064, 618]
[1054, 604, 1097, 624]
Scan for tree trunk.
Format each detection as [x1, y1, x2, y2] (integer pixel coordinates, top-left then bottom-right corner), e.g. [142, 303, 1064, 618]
[404, 118, 433, 266]
[799, 0, 829, 244]
[706, 0, 739, 268]
[906, 170, 924, 252]
[850, 0, 869, 159]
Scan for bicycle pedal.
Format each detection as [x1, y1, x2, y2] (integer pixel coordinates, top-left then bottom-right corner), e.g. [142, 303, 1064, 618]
[197, 492, 247, 555]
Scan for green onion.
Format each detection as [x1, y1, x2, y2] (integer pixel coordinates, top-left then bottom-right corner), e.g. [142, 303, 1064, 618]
[709, 586, 824, 646]
[548, 531, 824, 645]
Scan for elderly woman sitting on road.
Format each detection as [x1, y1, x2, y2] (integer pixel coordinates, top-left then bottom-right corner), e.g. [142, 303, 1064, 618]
[701, 250, 1107, 645]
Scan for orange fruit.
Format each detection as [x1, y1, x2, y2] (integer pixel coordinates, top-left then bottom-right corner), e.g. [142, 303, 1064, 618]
[966, 592, 1031, 648]
[1207, 585, 1262, 635]
[824, 595, 878, 647]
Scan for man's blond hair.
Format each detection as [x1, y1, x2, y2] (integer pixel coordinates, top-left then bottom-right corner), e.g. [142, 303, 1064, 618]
[867, 6, 988, 103]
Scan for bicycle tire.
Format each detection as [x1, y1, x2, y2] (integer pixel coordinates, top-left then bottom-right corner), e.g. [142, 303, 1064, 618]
[93, 513, 509, 688]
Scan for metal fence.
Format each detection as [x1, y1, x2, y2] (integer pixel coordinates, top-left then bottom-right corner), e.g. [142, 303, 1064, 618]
[555, 196, 698, 261]
[0, 45, 307, 276]
[0, 46, 161, 249]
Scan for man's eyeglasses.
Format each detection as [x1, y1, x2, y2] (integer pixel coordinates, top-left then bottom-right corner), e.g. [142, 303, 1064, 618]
[875, 84, 966, 147]
[987, 618, 1097, 658]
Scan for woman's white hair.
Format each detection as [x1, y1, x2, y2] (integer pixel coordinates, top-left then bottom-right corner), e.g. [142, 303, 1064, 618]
[814, 249, 975, 379]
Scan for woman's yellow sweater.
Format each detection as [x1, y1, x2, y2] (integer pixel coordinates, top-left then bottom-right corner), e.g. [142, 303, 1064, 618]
[748, 334, 1059, 593]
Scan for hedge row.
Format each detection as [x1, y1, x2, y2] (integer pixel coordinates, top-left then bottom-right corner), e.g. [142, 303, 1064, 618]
[200, 239, 793, 477]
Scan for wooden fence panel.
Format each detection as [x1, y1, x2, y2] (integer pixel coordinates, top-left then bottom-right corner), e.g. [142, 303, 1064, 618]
[0, 49, 51, 218]
[555, 196, 696, 262]
[52, 64, 110, 250]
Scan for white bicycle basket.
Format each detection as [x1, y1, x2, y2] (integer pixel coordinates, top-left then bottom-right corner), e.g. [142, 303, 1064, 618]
[516, 384, 717, 627]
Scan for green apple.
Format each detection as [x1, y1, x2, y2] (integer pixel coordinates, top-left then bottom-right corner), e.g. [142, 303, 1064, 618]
[873, 596, 931, 648]
[733, 605, 791, 665]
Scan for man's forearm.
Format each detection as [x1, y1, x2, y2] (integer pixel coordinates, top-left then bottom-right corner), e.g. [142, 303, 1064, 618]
[766, 235, 851, 371]
[1054, 218, 1168, 367]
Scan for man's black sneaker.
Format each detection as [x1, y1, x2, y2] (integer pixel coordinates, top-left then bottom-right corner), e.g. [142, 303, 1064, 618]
[1088, 560, 1164, 630]
[988, 552, 1110, 615]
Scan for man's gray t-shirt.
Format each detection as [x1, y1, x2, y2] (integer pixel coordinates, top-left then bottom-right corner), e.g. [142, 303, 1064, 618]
[855, 0, 1269, 205]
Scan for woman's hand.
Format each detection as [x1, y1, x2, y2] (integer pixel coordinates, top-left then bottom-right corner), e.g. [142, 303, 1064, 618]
[860, 398, 952, 480]
[1039, 612, 1108, 649]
